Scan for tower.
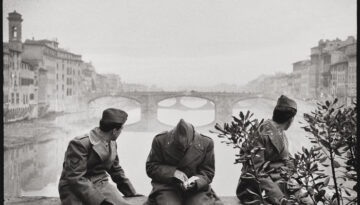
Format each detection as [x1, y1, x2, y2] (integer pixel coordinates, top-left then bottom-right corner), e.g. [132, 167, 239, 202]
[8, 10, 23, 51]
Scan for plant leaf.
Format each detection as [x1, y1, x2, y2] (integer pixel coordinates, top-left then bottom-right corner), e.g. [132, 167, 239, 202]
[324, 177, 330, 186]
[333, 160, 341, 168]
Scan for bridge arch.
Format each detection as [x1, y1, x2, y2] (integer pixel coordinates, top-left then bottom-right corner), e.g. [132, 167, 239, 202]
[156, 95, 216, 108]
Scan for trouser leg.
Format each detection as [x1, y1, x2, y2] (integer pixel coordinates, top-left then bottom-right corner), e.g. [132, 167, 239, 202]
[184, 189, 223, 205]
[59, 185, 83, 205]
[98, 181, 132, 205]
[153, 190, 182, 205]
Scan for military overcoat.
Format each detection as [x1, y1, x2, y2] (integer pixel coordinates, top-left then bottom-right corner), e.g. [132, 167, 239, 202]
[58, 127, 136, 205]
[144, 130, 222, 205]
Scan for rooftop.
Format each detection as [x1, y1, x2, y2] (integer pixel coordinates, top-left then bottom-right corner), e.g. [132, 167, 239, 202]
[293, 59, 311, 66]
[7, 11, 23, 21]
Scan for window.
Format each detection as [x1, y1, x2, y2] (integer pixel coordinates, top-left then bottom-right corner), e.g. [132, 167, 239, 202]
[11, 93, 14, 104]
[12, 26, 18, 39]
[4, 94, 8, 103]
[16, 93, 19, 104]
[30, 94, 34, 100]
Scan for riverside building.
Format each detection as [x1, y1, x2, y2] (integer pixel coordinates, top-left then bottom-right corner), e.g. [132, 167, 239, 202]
[3, 11, 38, 122]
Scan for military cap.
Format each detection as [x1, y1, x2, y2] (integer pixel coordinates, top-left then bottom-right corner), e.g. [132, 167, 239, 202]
[275, 95, 297, 110]
[100, 108, 128, 124]
[173, 119, 194, 149]
[174, 119, 194, 138]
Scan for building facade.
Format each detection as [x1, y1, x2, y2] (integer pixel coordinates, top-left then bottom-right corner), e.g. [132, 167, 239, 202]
[104, 73, 122, 92]
[310, 37, 356, 99]
[293, 60, 316, 100]
[3, 11, 130, 122]
[22, 39, 84, 112]
[244, 36, 356, 106]
[3, 12, 38, 122]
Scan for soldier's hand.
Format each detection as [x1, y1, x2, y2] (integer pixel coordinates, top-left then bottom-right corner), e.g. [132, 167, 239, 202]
[100, 200, 113, 205]
[173, 170, 188, 183]
[183, 176, 199, 191]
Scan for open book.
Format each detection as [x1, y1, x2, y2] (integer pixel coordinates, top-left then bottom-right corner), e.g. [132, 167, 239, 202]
[182, 176, 200, 190]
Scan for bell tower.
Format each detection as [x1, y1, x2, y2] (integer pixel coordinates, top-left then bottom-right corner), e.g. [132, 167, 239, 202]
[8, 10, 23, 51]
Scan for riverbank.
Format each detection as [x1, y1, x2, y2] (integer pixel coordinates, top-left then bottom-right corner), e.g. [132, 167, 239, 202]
[4, 112, 68, 149]
[4, 196, 240, 205]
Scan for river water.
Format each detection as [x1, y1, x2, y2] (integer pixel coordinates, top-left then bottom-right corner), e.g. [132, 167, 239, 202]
[4, 97, 317, 197]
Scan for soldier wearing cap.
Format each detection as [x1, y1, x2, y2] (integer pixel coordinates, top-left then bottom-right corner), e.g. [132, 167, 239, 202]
[236, 95, 303, 205]
[144, 119, 223, 205]
[58, 108, 142, 205]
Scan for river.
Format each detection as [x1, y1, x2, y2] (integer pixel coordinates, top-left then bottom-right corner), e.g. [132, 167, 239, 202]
[4, 97, 318, 197]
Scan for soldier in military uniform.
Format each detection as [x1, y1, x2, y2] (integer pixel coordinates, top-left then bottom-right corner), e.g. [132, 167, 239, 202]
[58, 108, 142, 205]
[144, 119, 223, 205]
[236, 95, 311, 205]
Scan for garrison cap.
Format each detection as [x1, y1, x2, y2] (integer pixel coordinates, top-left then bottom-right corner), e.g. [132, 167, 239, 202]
[174, 119, 194, 139]
[275, 95, 297, 110]
[172, 119, 194, 151]
[100, 108, 128, 124]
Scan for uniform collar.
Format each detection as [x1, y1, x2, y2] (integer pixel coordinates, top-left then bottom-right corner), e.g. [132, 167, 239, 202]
[260, 120, 285, 154]
[89, 127, 111, 145]
[89, 127, 117, 167]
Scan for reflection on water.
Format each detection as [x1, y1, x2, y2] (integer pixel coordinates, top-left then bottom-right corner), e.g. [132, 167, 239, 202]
[158, 98, 176, 107]
[4, 98, 317, 197]
[180, 97, 208, 108]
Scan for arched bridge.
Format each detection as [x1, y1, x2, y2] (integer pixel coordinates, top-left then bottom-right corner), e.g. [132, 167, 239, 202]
[85, 91, 272, 131]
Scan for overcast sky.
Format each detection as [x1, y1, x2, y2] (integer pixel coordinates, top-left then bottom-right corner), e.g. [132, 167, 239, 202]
[3, 0, 357, 89]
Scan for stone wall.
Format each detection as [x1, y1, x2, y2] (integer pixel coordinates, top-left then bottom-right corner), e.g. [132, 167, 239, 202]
[4, 196, 241, 205]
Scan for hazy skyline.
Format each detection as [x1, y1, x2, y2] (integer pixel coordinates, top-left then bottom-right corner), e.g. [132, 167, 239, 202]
[3, 0, 357, 89]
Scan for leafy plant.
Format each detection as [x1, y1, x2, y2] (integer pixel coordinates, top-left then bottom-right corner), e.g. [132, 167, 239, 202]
[213, 99, 357, 205]
[302, 99, 357, 205]
[212, 110, 273, 204]
[284, 146, 331, 204]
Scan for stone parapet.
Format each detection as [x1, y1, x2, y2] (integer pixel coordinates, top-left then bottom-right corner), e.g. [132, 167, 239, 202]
[4, 196, 241, 205]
